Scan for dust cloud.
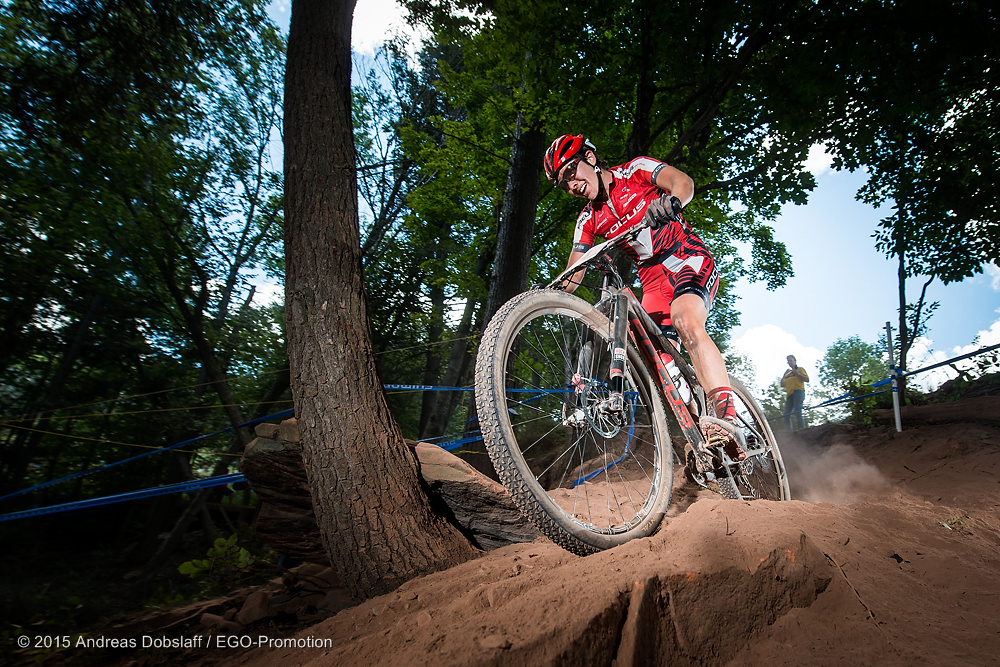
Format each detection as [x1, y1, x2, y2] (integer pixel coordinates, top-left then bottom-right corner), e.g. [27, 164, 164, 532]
[780, 437, 887, 503]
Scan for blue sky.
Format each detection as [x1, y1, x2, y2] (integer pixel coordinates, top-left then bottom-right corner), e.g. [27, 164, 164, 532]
[729, 157, 1000, 393]
[270, 0, 1000, 395]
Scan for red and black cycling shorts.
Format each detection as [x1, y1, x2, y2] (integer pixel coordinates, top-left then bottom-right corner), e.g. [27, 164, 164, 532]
[637, 250, 719, 337]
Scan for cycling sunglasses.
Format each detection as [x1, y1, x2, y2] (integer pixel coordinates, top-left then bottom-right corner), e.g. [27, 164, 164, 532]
[556, 158, 583, 191]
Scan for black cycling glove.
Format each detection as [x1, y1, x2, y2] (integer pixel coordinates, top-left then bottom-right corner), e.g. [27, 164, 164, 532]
[645, 195, 683, 229]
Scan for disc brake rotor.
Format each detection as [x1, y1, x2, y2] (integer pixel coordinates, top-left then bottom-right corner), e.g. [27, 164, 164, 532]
[579, 378, 623, 438]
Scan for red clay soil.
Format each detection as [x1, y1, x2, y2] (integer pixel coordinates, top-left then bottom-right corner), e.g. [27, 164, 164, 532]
[215, 407, 1000, 667]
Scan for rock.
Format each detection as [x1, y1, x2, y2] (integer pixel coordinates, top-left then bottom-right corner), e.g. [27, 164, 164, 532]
[199, 613, 243, 634]
[412, 442, 539, 550]
[240, 418, 539, 562]
[277, 418, 300, 444]
[235, 591, 276, 626]
[478, 634, 512, 650]
[240, 424, 328, 565]
[254, 504, 328, 565]
[253, 423, 280, 440]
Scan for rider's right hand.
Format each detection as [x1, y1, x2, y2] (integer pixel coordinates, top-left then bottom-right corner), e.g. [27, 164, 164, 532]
[645, 195, 683, 229]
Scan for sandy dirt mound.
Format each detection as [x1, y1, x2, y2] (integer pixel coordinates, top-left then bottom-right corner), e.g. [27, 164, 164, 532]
[216, 407, 1000, 667]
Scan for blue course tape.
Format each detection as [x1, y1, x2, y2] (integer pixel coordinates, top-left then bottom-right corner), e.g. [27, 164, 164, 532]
[805, 342, 1000, 411]
[897, 342, 1000, 379]
[0, 473, 247, 523]
[436, 435, 484, 451]
[0, 409, 294, 503]
[384, 385, 474, 392]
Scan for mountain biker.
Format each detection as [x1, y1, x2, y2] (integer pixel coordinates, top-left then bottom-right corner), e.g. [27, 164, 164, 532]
[543, 134, 745, 460]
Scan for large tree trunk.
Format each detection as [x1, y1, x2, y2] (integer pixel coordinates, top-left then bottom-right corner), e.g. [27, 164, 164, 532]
[283, 0, 477, 602]
[483, 114, 546, 327]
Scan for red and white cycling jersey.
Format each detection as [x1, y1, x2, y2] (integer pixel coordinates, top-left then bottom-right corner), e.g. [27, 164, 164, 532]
[571, 157, 718, 328]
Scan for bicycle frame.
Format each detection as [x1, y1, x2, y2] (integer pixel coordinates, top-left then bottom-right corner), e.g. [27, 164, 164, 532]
[547, 224, 720, 475]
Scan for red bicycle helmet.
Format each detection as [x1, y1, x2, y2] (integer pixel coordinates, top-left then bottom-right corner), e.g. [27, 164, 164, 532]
[543, 134, 596, 182]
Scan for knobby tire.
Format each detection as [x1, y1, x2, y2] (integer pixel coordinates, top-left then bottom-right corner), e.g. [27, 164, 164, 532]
[712, 376, 791, 501]
[475, 290, 673, 556]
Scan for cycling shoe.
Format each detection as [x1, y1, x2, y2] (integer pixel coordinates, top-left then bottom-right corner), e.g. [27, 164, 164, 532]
[700, 416, 747, 462]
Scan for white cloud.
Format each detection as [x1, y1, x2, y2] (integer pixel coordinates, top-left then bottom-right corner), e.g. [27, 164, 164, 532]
[985, 262, 1000, 290]
[904, 313, 1000, 391]
[903, 337, 954, 391]
[730, 324, 823, 393]
[251, 280, 285, 308]
[352, 0, 424, 57]
[803, 143, 833, 177]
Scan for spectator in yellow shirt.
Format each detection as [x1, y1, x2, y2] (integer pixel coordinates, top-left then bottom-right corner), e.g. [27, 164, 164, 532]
[780, 355, 809, 430]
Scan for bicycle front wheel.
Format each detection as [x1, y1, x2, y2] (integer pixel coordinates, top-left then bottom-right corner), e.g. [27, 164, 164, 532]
[475, 290, 673, 555]
[715, 376, 791, 501]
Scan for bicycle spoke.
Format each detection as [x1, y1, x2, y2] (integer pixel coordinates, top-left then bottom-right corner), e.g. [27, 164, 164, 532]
[476, 290, 673, 553]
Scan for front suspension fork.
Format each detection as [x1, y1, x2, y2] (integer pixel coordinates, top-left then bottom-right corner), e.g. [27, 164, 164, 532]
[605, 293, 629, 413]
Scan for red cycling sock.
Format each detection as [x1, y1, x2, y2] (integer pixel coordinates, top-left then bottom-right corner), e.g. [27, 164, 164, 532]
[706, 386, 737, 422]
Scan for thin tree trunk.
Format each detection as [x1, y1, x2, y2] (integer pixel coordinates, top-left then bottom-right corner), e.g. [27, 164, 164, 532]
[421, 250, 490, 442]
[5, 292, 105, 493]
[483, 114, 546, 327]
[418, 280, 446, 437]
[896, 214, 909, 404]
[283, 0, 476, 602]
[419, 295, 476, 441]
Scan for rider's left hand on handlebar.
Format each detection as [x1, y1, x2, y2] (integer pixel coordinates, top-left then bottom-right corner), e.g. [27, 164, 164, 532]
[644, 195, 683, 229]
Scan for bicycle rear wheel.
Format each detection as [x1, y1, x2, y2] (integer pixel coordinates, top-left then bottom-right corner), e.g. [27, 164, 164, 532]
[715, 376, 791, 501]
[475, 290, 673, 556]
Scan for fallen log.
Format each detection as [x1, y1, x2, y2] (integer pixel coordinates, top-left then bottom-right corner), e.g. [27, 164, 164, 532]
[872, 395, 1000, 426]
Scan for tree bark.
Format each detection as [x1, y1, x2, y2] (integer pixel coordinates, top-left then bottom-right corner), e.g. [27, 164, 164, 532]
[283, 0, 477, 602]
[483, 114, 546, 327]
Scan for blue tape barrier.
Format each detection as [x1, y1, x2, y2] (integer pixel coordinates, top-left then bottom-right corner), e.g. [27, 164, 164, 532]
[0, 473, 247, 523]
[436, 435, 484, 451]
[810, 389, 890, 409]
[421, 430, 480, 444]
[0, 408, 294, 503]
[384, 384, 474, 392]
[895, 342, 1000, 379]
[799, 342, 999, 413]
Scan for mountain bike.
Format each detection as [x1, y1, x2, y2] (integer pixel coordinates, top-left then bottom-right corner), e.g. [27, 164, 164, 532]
[474, 216, 791, 556]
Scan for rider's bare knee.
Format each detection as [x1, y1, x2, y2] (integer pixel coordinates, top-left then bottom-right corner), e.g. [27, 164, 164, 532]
[671, 314, 702, 350]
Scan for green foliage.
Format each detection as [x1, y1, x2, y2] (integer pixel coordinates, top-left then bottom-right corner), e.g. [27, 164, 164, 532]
[968, 340, 1000, 379]
[817, 336, 892, 423]
[819, 337, 889, 389]
[932, 335, 1000, 401]
[0, 1, 290, 565]
[390, 0, 997, 416]
[760, 380, 788, 423]
[178, 533, 277, 596]
[724, 351, 757, 395]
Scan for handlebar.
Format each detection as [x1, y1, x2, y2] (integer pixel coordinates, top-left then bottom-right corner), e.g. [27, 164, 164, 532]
[545, 194, 684, 291]
[546, 220, 650, 291]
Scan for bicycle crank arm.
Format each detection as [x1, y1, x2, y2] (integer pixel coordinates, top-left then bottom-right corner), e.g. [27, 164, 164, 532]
[686, 441, 716, 475]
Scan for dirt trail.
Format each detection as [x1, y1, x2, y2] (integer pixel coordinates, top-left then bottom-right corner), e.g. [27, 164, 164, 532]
[217, 409, 1000, 667]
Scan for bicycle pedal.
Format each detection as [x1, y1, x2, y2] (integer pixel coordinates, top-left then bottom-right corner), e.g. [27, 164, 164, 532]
[705, 432, 729, 448]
